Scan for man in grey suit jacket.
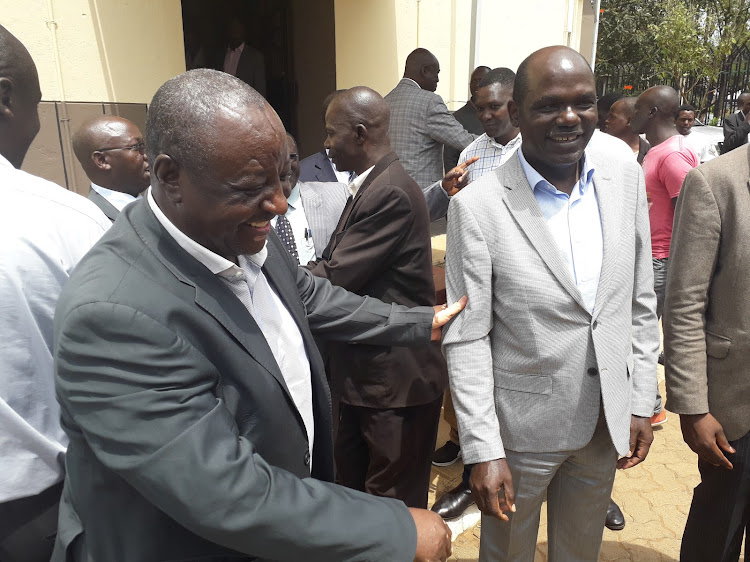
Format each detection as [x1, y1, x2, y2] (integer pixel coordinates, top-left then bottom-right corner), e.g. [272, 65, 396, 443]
[72, 115, 150, 221]
[385, 48, 476, 189]
[664, 144, 750, 561]
[274, 133, 348, 262]
[52, 69, 458, 562]
[722, 92, 750, 154]
[443, 47, 659, 561]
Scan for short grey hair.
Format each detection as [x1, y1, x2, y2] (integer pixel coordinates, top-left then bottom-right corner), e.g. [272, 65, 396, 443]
[145, 69, 266, 174]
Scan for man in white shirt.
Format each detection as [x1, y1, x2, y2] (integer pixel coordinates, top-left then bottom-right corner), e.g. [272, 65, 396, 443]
[675, 104, 719, 163]
[72, 115, 150, 221]
[273, 133, 348, 263]
[0, 25, 110, 562]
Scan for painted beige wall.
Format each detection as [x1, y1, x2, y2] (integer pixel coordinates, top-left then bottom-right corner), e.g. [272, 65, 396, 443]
[4, 0, 185, 104]
[335, 0, 591, 110]
[473, 0, 586, 72]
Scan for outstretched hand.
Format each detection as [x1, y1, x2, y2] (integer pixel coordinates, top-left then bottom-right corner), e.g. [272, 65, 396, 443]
[441, 156, 480, 196]
[431, 296, 467, 340]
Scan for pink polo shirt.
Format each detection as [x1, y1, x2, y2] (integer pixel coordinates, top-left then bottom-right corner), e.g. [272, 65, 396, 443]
[642, 134, 698, 258]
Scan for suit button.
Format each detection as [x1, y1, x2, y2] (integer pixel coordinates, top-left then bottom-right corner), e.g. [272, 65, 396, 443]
[587, 368, 598, 376]
[304, 451, 311, 466]
[592, 320, 598, 329]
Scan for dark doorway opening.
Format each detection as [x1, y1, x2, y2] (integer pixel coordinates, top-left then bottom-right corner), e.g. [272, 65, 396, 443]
[180, 0, 337, 158]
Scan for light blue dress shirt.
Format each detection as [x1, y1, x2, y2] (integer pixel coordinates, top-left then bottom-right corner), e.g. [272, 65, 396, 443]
[517, 148, 603, 314]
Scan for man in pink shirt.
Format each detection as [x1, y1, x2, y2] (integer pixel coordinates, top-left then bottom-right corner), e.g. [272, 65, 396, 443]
[631, 85, 699, 424]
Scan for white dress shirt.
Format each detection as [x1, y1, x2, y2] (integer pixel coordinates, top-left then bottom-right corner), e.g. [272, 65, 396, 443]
[0, 155, 110, 502]
[147, 192, 315, 468]
[517, 148, 603, 314]
[347, 165, 374, 198]
[271, 183, 316, 264]
[223, 42, 245, 76]
[90, 183, 142, 211]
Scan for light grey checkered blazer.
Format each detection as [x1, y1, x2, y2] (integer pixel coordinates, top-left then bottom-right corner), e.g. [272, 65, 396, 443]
[298, 181, 349, 259]
[443, 147, 659, 463]
[384, 78, 475, 189]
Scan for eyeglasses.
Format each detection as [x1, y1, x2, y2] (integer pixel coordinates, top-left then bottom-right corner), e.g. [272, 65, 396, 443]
[96, 141, 146, 154]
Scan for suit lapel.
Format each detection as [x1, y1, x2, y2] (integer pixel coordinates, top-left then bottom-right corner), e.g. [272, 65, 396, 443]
[88, 189, 120, 222]
[326, 152, 399, 256]
[591, 162, 623, 320]
[500, 157, 590, 313]
[130, 202, 293, 399]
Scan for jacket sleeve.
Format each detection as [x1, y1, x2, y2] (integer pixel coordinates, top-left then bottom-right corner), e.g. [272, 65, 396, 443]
[663, 167, 721, 414]
[629, 165, 661, 417]
[427, 96, 476, 151]
[55, 302, 418, 562]
[422, 180, 451, 221]
[442, 194, 505, 463]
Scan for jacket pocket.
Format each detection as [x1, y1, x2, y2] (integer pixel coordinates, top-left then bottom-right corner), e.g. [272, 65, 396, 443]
[494, 370, 552, 395]
[706, 331, 731, 359]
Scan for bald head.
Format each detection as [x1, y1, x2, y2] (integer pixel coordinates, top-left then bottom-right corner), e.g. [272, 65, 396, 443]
[73, 115, 150, 196]
[324, 86, 391, 174]
[404, 48, 440, 92]
[630, 85, 680, 137]
[0, 25, 42, 168]
[146, 69, 267, 179]
[514, 46, 594, 106]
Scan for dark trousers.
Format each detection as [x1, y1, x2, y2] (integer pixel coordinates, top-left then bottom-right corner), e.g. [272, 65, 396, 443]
[681, 428, 750, 561]
[0, 480, 63, 562]
[336, 396, 443, 508]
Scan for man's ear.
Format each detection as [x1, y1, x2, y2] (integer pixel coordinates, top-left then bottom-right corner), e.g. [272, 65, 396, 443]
[355, 123, 367, 144]
[152, 154, 182, 203]
[0, 77, 15, 121]
[508, 99, 520, 128]
[92, 151, 110, 171]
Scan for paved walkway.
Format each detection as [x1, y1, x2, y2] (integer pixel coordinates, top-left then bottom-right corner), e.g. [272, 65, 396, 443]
[428, 378, 746, 561]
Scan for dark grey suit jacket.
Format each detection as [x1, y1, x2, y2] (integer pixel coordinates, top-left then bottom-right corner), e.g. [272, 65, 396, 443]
[87, 188, 119, 222]
[299, 150, 338, 183]
[722, 111, 750, 153]
[52, 200, 432, 561]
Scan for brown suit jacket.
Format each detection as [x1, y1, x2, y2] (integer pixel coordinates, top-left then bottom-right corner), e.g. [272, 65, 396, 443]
[308, 152, 447, 408]
[664, 144, 750, 441]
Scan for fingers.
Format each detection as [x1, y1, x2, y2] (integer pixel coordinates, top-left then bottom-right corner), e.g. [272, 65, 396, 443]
[457, 156, 480, 170]
[699, 442, 734, 470]
[433, 296, 468, 328]
[477, 482, 507, 521]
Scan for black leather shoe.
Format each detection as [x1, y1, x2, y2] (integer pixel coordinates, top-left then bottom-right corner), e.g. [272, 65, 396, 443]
[605, 499, 625, 531]
[431, 481, 474, 520]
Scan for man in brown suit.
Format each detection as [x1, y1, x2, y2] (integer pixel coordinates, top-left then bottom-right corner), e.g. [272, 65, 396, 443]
[307, 86, 448, 508]
[664, 143, 750, 561]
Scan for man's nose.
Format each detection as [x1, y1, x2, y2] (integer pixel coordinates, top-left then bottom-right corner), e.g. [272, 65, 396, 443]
[557, 105, 580, 126]
[267, 185, 288, 216]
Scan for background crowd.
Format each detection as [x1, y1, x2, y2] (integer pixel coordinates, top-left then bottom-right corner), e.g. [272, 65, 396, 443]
[1, 14, 749, 562]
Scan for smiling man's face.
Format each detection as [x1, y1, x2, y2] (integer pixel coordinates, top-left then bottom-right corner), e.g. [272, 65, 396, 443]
[510, 51, 597, 182]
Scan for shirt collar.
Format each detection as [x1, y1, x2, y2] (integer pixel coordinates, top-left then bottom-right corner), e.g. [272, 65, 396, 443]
[348, 165, 375, 197]
[91, 183, 141, 210]
[517, 146, 595, 196]
[228, 42, 245, 54]
[287, 182, 301, 210]
[486, 132, 521, 151]
[402, 77, 421, 89]
[147, 190, 267, 275]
